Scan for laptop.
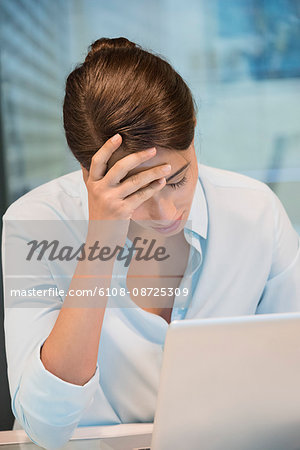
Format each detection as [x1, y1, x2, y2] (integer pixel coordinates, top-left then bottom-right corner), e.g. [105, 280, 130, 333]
[142, 312, 300, 450]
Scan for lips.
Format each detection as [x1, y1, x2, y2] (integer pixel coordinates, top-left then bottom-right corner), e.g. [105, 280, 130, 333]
[151, 212, 184, 232]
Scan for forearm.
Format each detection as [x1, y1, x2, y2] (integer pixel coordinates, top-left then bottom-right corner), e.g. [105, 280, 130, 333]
[40, 306, 107, 386]
[40, 229, 118, 386]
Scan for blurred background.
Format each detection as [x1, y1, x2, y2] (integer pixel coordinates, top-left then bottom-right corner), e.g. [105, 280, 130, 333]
[0, 0, 299, 430]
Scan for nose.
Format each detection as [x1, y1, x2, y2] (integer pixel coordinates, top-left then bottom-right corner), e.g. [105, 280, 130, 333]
[146, 192, 177, 223]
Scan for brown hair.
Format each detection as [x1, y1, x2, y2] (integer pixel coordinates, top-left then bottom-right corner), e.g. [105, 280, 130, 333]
[63, 37, 198, 170]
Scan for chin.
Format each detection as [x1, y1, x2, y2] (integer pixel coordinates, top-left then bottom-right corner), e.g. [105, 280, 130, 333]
[151, 216, 187, 236]
[131, 211, 188, 236]
[156, 227, 184, 236]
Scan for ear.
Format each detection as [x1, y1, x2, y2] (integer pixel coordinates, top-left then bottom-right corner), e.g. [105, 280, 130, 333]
[193, 116, 197, 128]
[81, 164, 89, 185]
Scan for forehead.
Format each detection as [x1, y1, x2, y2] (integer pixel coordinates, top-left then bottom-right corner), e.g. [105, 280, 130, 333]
[106, 146, 191, 176]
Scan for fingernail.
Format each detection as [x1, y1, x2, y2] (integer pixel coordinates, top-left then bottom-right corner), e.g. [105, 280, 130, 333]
[147, 147, 156, 154]
[162, 164, 171, 173]
[158, 177, 166, 184]
[111, 133, 121, 142]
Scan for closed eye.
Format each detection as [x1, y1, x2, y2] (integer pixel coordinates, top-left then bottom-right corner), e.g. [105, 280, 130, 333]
[168, 176, 187, 189]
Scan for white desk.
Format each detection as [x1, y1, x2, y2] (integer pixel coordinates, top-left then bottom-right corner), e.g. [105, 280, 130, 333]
[0, 424, 153, 449]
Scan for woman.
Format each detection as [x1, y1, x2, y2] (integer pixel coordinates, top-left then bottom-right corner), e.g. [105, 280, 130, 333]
[2, 37, 300, 449]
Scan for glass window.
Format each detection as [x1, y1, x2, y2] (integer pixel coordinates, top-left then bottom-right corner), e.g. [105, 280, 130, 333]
[1, 0, 299, 232]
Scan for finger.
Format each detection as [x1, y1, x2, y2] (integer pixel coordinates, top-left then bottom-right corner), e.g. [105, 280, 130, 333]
[118, 163, 171, 198]
[125, 177, 166, 210]
[105, 147, 157, 186]
[89, 134, 122, 182]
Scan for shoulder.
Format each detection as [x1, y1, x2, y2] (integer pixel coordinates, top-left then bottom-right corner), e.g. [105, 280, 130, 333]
[2, 170, 86, 221]
[198, 163, 275, 211]
[197, 163, 280, 234]
[198, 163, 272, 194]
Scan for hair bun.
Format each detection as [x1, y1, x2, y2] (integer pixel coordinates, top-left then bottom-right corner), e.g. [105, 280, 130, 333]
[84, 37, 138, 63]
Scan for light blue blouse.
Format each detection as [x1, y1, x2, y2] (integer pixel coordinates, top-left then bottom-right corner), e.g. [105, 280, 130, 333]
[2, 163, 300, 449]
[112, 228, 202, 323]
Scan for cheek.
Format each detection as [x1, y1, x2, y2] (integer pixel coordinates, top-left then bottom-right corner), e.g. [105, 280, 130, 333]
[184, 176, 198, 206]
[185, 187, 196, 207]
[130, 179, 196, 221]
[130, 205, 147, 221]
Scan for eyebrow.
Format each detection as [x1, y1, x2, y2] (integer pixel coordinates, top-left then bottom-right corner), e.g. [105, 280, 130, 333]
[165, 162, 191, 182]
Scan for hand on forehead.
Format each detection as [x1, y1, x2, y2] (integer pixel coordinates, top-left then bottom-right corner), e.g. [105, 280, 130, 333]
[106, 146, 190, 179]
